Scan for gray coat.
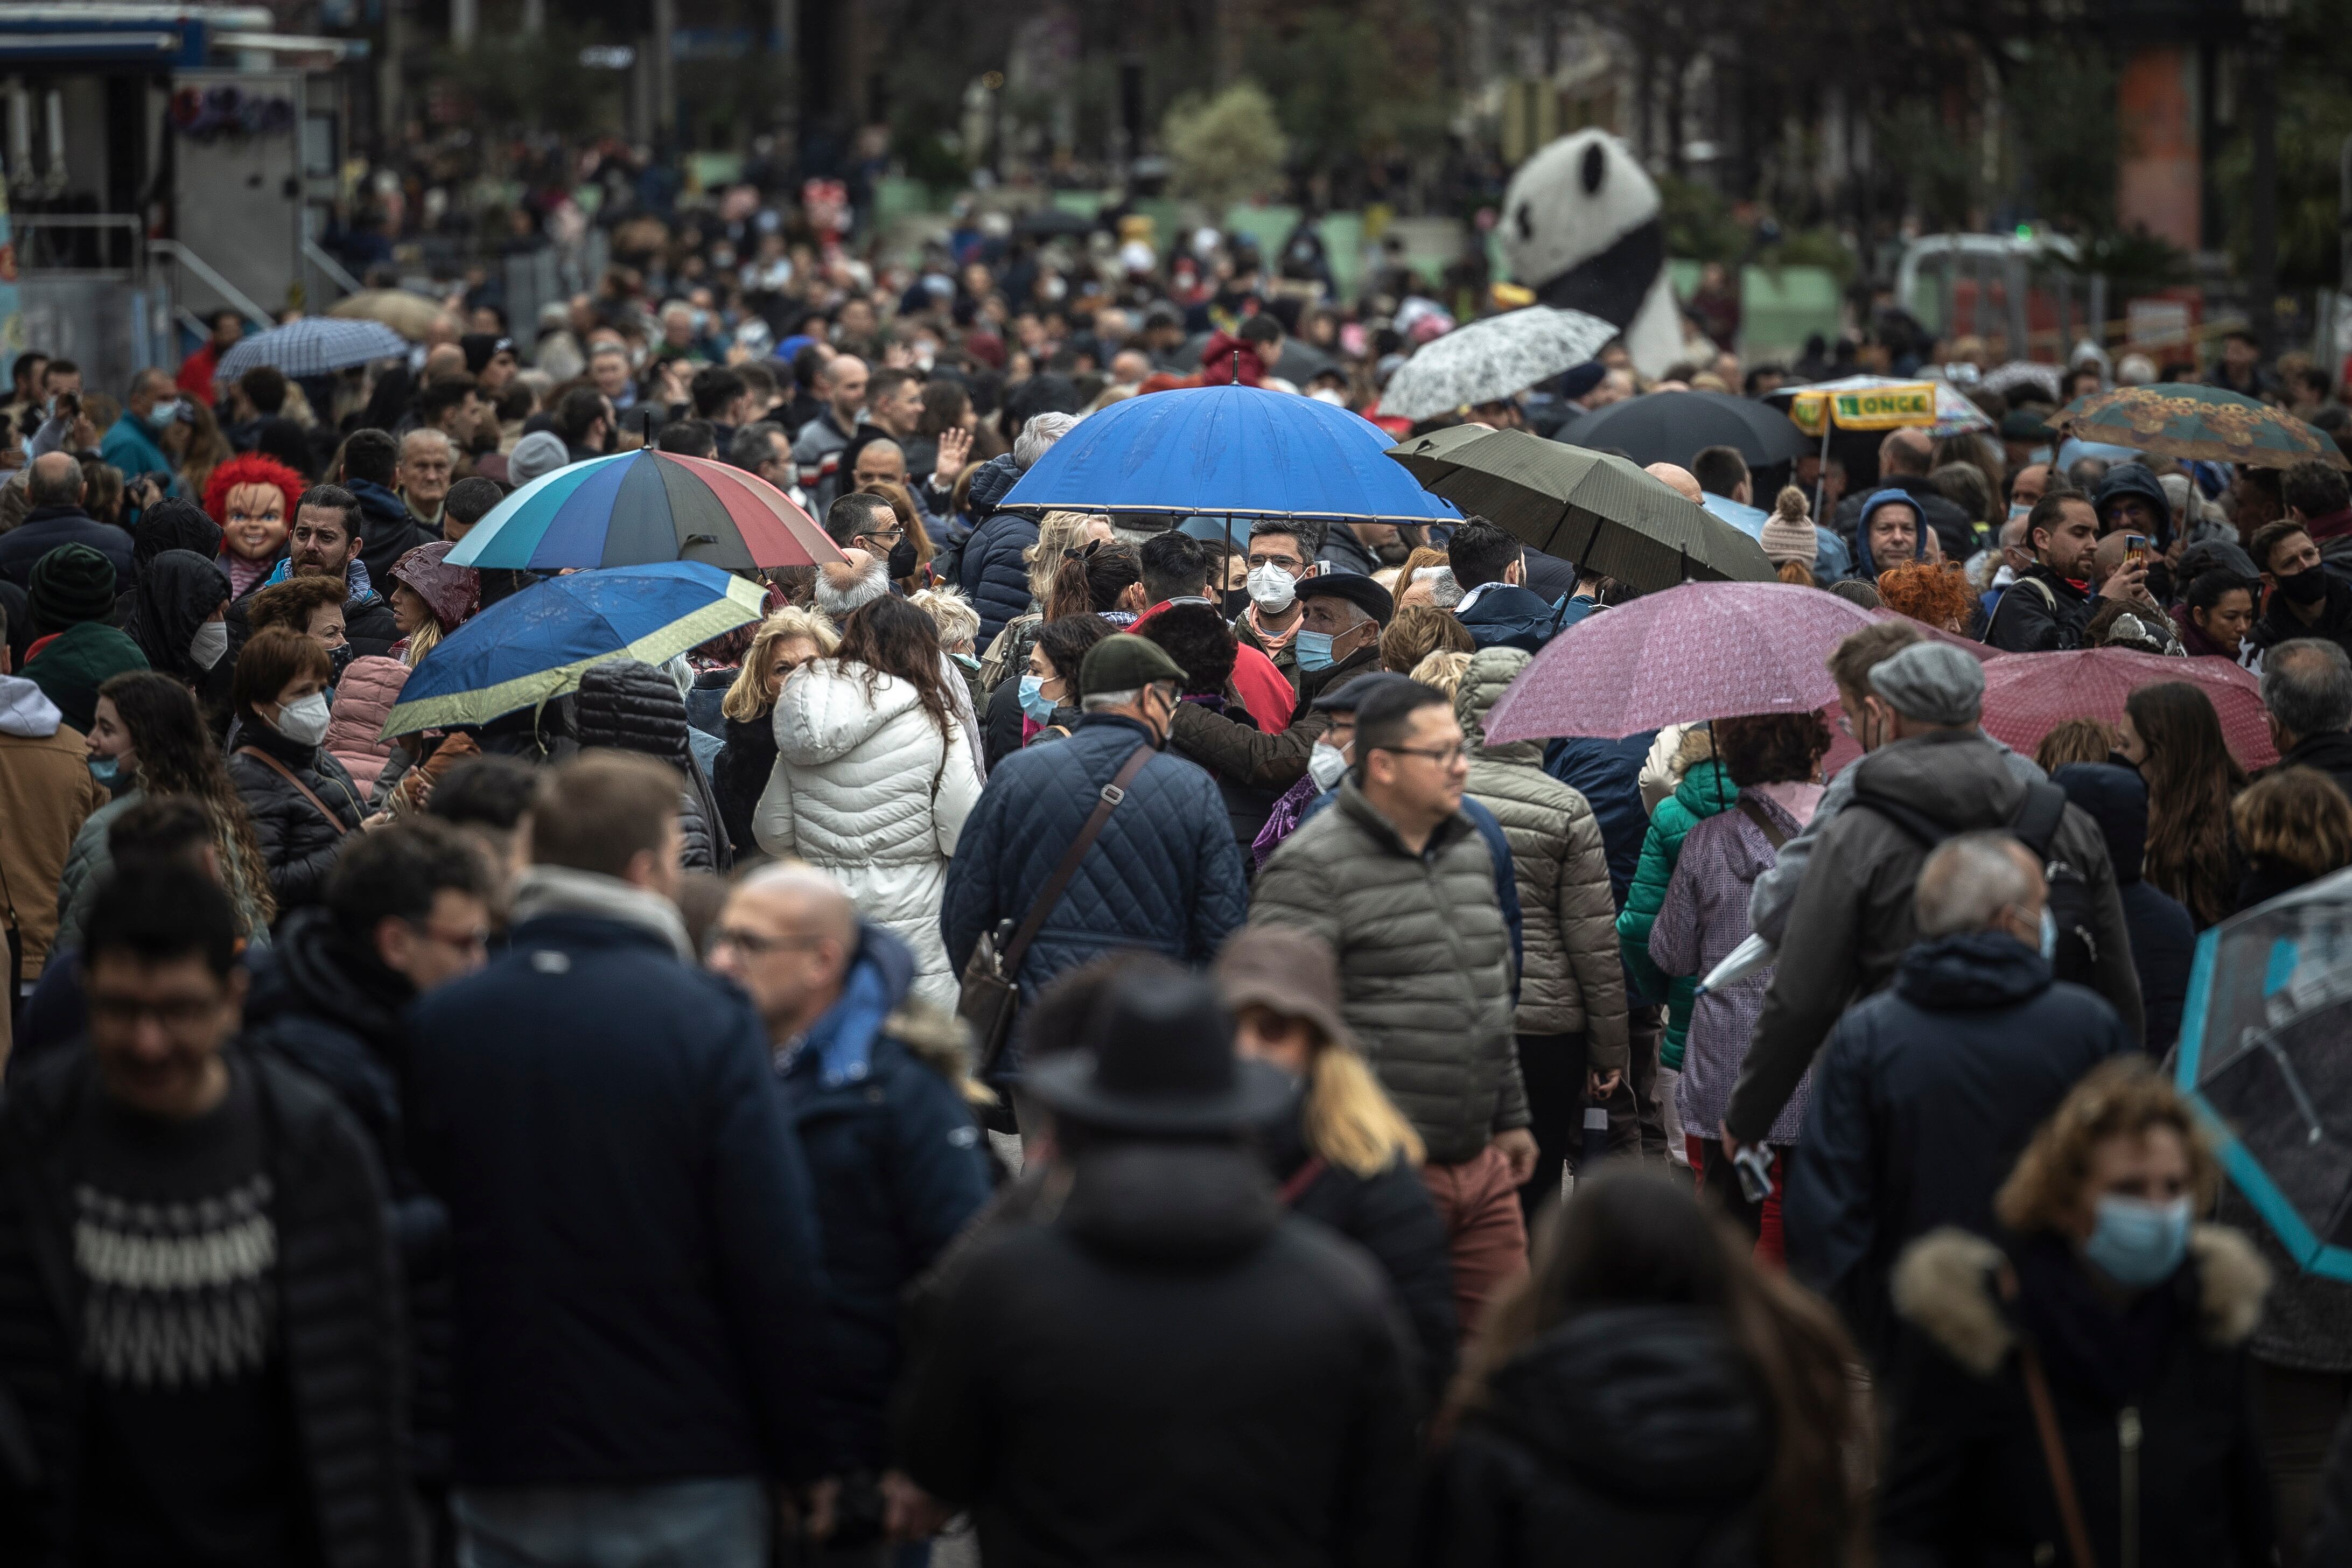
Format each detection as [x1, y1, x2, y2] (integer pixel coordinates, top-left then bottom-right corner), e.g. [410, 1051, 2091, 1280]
[1725, 730, 2142, 1146]
[1453, 647, 1627, 1064]
[1250, 781, 1526, 1165]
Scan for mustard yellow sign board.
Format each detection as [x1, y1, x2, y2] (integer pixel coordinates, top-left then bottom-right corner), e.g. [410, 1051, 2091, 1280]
[1787, 383, 1937, 436]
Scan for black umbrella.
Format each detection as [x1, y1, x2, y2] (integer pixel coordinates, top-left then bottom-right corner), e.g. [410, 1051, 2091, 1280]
[1560, 390, 1812, 468]
[1388, 426, 1775, 592]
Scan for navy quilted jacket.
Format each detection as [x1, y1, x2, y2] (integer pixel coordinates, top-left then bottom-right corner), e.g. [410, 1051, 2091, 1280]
[940, 714, 1248, 1033]
[956, 506, 1040, 647]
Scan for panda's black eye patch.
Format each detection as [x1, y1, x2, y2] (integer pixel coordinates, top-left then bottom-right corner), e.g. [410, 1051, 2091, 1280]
[1581, 143, 1606, 195]
[1515, 202, 1534, 241]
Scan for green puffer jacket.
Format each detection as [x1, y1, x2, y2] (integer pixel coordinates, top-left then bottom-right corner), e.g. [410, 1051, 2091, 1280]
[1453, 648, 1628, 1068]
[1250, 780, 1526, 1166]
[1615, 755, 1737, 1068]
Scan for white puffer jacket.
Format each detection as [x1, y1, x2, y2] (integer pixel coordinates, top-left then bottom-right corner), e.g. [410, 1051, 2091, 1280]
[754, 658, 983, 1008]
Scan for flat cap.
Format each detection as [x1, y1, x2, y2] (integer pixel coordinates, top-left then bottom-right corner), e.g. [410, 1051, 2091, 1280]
[1080, 632, 1188, 698]
[1867, 640, 1984, 726]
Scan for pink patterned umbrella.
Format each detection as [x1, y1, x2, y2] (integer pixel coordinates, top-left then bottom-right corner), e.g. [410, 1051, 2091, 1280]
[1482, 581, 1882, 743]
[1979, 649, 2277, 772]
[1818, 611, 2001, 775]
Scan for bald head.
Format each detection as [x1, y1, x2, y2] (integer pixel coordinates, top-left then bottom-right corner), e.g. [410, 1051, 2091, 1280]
[708, 862, 859, 1040]
[26, 450, 84, 508]
[1915, 832, 2043, 940]
[1882, 427, 1935, 477]
[1646, 463, 1704, 503]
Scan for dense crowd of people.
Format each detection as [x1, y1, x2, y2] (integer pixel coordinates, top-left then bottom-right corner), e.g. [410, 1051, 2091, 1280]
[1, 189, 2351, 1568]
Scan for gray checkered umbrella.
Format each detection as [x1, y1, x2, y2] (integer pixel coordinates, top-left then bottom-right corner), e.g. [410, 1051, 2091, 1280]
[1378, 306, 1617, 422]
[214, 318, 410, 382]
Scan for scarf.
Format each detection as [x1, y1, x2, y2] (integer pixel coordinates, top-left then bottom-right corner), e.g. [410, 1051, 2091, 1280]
[261, 553, 377, 607]
[509, 864, 694, 961]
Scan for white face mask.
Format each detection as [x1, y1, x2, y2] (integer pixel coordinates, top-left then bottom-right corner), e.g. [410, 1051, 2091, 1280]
[1246, 562, 1298, 612]
[273, 690, 332, 746]
[149, 398, 183, 425]
[187, 619, 228, 670]
[1307, 740, 1349, 791]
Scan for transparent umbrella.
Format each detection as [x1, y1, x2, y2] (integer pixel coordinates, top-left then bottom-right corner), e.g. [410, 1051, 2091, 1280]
[2176, 866, 2352, 1278]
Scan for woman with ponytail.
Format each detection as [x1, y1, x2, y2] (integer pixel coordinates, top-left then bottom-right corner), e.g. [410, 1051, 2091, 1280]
[1215, 926, 1458, 1403]
[1044, 537, 1146, 625]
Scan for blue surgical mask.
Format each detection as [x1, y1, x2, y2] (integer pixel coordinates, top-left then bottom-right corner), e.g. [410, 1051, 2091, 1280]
[2040, 905, 2058, 961]
[950, 651, 979, 672]
[2082, 1194, 2192, 1288]
[2007, 501, 2032, 526]
[1018, 673, 1055, 723]
[88, 755, 120, 785]
[1293, 629, 1336, 671]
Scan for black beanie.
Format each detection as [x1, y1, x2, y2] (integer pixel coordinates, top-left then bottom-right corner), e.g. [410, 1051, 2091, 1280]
[29, 542, 118, 632]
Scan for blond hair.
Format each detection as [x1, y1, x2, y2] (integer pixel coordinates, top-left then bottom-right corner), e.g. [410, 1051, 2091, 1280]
[907, 585, 981, 652]
[1306, 1046, 1424, 1177]
[1996, 1059, 2220, 1236]
[402, 616, 442, 669]
[1409, 648, 1474, 698]
[1025, 510, 1114, 603]
[720, 605, 841, 722]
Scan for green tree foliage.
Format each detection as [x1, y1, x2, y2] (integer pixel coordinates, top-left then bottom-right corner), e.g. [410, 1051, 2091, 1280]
[2213, 47, 2352, 289]
[1163, 82, 1289, 211]
[432, 27, 627, 138]
[1244, 7, 1450, 174]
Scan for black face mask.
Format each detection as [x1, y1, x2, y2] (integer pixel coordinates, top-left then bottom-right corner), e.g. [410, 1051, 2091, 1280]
[2278, 566, 2330, 605]
[1220, 586, 1254, 619]
[886, 537, 918, 579]
[328, 642, 354, 682]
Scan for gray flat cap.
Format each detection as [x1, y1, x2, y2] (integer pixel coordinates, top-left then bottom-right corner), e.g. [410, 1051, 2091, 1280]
[1867, 640, 1984, 726]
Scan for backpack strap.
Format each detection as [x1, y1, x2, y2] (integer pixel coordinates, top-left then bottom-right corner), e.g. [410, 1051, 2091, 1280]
[1734, 795, 1789, 851]
[2009, 780, 2069, 860]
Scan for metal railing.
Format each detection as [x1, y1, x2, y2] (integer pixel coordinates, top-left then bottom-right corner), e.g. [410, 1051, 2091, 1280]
[147, 239, 275, 331]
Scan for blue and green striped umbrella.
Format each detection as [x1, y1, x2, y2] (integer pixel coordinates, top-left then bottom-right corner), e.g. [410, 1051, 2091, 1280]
[445, 449, 840, 571]
[379, 562, 766, 738]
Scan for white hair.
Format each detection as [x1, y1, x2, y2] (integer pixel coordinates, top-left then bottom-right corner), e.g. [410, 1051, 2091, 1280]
[908, 585, 980, 649]
[814, 557, 890, 618]
[402, 426, 456, 460]
[1915, 832, 2040, 938]
[1014, 412, 1081, 468]
[1080, 687, 1142, 711]
[1414, 565, 1462, 608]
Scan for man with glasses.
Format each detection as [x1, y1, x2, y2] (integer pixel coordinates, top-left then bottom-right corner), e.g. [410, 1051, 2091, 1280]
[0, 860, 412, 1564]
[1251, 678, 1535, 1335]
[707, 864, 989, 1553]
[1233, 520, 1320, 687]
[243, 817, 494, 1535]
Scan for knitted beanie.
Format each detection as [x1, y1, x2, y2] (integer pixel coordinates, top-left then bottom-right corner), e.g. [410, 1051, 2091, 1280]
[29, 542, 118, 632]
[1759, 486, 1818, 567]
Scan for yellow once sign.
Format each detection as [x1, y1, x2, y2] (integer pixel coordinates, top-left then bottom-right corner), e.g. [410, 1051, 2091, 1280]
[1787, 382, 1938, 436]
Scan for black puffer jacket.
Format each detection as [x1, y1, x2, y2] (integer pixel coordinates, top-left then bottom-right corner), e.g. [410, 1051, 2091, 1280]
[1423, 1306, 1770, 1568]
[0, 1046, 411, 1567]
[711, 709, 778, 860]
[572, 659, 729, 871]
[228, 715, 368, 914]
[243, 910, 452, 1483]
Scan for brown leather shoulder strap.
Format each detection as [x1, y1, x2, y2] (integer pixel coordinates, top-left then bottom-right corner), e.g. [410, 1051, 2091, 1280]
[1734, 795, 1789, 851]
[236, 746, 352, 837]
[997, 743, 1153, 975]
[2003, 1264, 2101, 1568]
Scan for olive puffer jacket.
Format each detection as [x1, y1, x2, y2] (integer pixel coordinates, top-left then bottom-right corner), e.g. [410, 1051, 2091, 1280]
[228, 718, 369, 915]
[1251, 781, 1526, 1166]
[1454, 648, 1627, 1069]
[1615, 754, 1735, 1068]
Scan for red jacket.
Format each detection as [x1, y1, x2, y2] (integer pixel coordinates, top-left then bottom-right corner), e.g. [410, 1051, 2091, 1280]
[1198, 331, 1270, 388]
[1131, 598, 1294, 733]
[177, 342, 223, 399]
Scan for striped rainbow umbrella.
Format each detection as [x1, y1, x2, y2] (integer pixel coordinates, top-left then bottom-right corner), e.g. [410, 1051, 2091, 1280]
[446, 449, 842, 571]
[379, 562, 767, 737]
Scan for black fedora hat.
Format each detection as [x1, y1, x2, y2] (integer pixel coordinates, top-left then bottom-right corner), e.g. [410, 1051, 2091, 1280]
[1295, 571, 1395, 627]
[1023, 965, 1296, 1136]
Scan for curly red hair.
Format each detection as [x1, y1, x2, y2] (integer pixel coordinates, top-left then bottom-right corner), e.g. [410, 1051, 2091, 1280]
[201, 452, 306, 530]
[1875, 561, 1977, 635]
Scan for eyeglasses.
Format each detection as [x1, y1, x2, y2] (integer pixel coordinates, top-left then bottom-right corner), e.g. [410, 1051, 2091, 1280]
[1376, 743, 1467, 767]
[710, 928, 833, 957]
[855, 527, 906, 546]
[1245, 553, 1305, 572]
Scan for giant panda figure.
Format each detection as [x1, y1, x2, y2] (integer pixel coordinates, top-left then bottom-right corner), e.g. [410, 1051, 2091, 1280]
[1499, 130, 1685, 381]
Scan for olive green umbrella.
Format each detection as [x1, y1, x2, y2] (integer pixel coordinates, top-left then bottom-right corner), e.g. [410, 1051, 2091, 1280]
[1387, 426, 1776, 591]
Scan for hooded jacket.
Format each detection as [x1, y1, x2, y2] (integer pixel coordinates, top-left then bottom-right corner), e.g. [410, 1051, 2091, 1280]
[1455, 647, 1627, 1061]
[1454, 582, 1567, 654]
[1784, 932, 2136, 1359]
[895, 1142, 1420, 1568]
[227, 712, 369, 912]
[1424, 1306, 1771, 1568]
[1616, 755, 1737, 1064]
[1878, 1225, 2272, 1568]
[775, 921, 990, 1469]
[1252, 781, 1527, 1165]
[1647, 787, 1817, 1145]
[754, 659, 984, 1011]
[123, 548, 232, 681]
[0, 675, 107, 982]
[1726, 730, 2141, 1146]
[242, 909, 452, 1481]
[324, 656, 409, 794]
[1835, 475, 1975, 568]
[572, 659, 729, 872]
[2051, 762, 2194, 1051]
[346, 478, 439, 590]
[954, 482, 1039, 646]
[2092, 462, 2175, 547]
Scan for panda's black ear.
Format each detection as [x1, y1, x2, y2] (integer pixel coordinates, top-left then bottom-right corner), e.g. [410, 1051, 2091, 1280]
[1581, 143, 1606, 195]
[1515, 202, 1534, 242]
